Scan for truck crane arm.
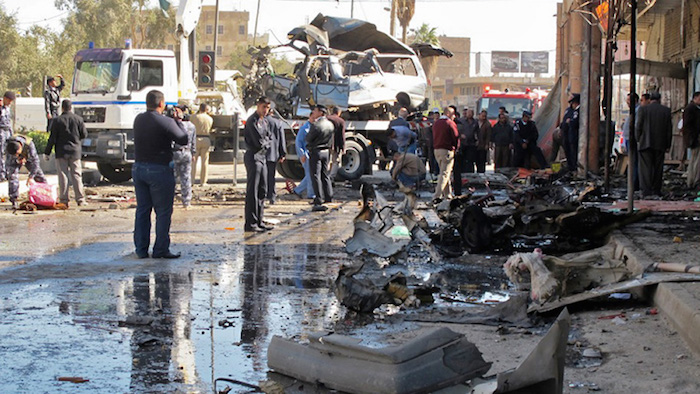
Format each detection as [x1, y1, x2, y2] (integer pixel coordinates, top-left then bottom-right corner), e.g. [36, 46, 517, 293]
[175, 0, 203, 102]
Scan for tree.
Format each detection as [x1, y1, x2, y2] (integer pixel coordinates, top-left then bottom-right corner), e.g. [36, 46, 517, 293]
[410, 24, 442, 83]
[396, 0, 415, 44]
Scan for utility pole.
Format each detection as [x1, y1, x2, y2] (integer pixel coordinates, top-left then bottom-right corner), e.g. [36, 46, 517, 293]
[253, 0, 261, 46]
[213, 0, 221, 58]
[627, 0, 637, 213]
[351, 0, 354, 18]
[603, 0, 615, 191]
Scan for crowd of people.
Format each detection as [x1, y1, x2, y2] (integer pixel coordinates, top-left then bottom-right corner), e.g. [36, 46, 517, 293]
[0, 79, 689, 259]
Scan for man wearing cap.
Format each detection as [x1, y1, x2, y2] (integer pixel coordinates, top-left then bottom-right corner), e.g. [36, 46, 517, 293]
[5, 134, 47, 209]
[44, 75, 65, 132]
[635, 92, 672, 197]
[513, 110, 546, 169]
[560, 93, 580, 172]
[0, 91, 16, 181]
[306, 104, 335, 211]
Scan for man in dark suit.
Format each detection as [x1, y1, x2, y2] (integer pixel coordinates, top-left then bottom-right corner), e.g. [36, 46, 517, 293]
[306, 104, 335, 211]
[635, 92, 672, 197]
[265, 116, 286, 204]
[244, 97, 273, 232]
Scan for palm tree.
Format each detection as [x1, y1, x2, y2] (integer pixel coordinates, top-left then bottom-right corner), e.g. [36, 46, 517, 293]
[411, 24, 441, 83]
[396, 0, 415, 43]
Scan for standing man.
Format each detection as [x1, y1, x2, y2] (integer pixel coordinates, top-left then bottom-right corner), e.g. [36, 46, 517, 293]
[562, 93, 580, 172]
[622, 93, 641, 190]
[0, 91, 16, 181]
[132, 90, 188, 259]
[454, 108, 477, 195]
[682, 92, 700, 188]
[44, 75, 65, 132]
[5, 135, 47, 209]
[191, 103, 213, 186]
[173, 106, 196, 208]
[492, 113, 513, 169]
[327, 106, 346, 180]
[265, 116, 286, 204]
[292, 119, 315, 200]
[635, 92, 672, 198]
[476, 109, 492, 173]
[244, 97, 273, 232]
[513, 110, 546, 169]
[432, 107, 460, 202]
[306, 105, 334, 211]
[44, 99, 87, 207]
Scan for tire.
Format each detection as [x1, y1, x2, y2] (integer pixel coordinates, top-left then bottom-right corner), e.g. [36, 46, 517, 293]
[338, 140, 367, 181]
[459, 205, 493, 253]
[97, 163, 132, 184]
[278, 159, 305, 181]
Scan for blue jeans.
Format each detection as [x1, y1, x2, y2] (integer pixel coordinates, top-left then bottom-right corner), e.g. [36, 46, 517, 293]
[132, 162, 176, 257]
[397, 172, 421, 188]
[293, 157, 315, 199]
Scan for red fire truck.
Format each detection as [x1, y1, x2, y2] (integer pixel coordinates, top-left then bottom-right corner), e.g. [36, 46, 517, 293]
[476, 87, 548, 125]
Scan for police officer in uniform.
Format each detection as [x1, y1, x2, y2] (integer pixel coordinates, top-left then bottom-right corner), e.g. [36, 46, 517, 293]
[5, 135, 47, 209]
[173, 106, 196, 208]
[561, 93, 580, 172]
[0, 91, 16, 181]
[512, 110, 546, 169]
[44, 75, 65, 132]
[244, 97, 273, 232]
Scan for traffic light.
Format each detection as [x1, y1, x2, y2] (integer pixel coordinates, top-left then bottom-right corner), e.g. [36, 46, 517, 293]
[198, 51, 215, 88]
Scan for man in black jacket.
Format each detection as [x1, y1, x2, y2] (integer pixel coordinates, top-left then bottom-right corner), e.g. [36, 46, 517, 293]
[635, 92, 672, 197]
[327, 106, 346, 180]
[683, 91, 700, 188]
[306, 104, 334, 211]
[44, 75, 65, 132]
[265, 116, 286, 204]
[244, 97, 273, 232]
[45, 99, 88, 206]
[132, 90, 188, 259]
[513, 111, 546, 169]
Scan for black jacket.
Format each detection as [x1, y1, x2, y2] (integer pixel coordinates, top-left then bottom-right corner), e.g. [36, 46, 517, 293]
[513, 119, 539, 146]
[46, 111, 87, 159]
[682, 102, 700, 149]
[44, 79, 65, 117]
[327, 114, 346, 152]
[306, 116, 334, 151]
[133, 110, 188, 165]
[244, 112, 273, 162]
[265, 117, 286, 162]
[491, 121, 514, 147]
[635, 101, 672, 151]
[458, 117, 479, 148]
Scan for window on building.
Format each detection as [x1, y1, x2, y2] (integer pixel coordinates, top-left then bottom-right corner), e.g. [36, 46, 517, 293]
[206, 25, 213, 34]
[217, 46, 222, 56]
[239, 25, 246, 35]
[205, 45, 212, 51]
[167, 44, 174, 51]
[218, 25, 224, 35]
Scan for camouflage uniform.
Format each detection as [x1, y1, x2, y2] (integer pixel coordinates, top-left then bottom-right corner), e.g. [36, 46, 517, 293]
[6, 135, 47, 204]
[173, 121, 196, 207]
[0, 105, 12, 181]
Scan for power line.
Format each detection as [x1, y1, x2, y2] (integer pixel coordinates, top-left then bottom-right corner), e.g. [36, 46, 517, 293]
[16, 11, 69, 25]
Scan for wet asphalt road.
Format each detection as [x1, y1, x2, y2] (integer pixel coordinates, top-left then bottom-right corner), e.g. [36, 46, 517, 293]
[0, 196, 372, 393]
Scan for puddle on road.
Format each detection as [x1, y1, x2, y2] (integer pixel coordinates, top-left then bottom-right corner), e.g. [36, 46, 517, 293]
[0, 240, 512, 392]
[0, 243, 351, 393]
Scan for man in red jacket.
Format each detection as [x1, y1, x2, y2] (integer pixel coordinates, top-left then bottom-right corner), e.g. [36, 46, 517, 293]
[432, 107, 460, 201]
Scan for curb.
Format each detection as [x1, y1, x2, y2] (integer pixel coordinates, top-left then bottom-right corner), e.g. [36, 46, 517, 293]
[652, 282, 700, 356]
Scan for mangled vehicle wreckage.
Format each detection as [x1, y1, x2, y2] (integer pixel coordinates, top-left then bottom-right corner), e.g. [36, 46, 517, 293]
[246, 14, 447, 119]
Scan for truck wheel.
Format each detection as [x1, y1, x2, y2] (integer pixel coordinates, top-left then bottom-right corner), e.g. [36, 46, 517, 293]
[338, 140, 367, 181]
[278, 159, 305, 181]
[97, 163, 132, 184]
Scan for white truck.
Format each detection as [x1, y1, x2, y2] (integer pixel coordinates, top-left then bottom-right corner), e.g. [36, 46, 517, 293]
[70, 0, 241, 183]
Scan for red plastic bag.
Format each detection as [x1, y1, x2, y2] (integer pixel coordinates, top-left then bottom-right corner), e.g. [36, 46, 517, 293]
[28, 181, 57, 207]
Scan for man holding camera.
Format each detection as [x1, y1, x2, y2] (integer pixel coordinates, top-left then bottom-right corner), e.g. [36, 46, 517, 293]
[132, 90, 188, 259]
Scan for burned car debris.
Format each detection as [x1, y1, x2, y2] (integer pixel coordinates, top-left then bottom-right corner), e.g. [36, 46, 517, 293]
[243, 14, 451, 119]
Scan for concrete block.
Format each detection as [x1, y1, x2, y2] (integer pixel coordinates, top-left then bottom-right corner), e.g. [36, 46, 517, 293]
[653, 282, 700, 357]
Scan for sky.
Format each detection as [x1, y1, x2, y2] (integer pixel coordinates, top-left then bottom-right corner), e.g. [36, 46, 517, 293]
[6, 0, 560, 74]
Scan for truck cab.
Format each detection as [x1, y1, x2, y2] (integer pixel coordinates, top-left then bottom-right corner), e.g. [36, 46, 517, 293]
[476, 88, 548, 125]
[71, 48, 179, 183]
